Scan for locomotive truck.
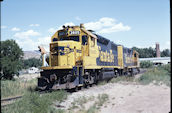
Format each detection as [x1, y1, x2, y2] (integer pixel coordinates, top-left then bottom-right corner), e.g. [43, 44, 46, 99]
[38, 24, 140, 90]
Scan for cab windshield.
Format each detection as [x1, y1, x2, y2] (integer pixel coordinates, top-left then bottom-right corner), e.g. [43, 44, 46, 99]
[60, 36, 79, 42]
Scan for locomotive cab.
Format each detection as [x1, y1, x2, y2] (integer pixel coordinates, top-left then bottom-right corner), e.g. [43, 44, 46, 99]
[45, 25, 85, 68]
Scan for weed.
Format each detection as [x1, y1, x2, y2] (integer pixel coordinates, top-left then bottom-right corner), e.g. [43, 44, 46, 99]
[96, 93, 109, 107]
[110, 76, 134, 83]
[86, 105, 97, 113]
[1, 90, 68, 113]
[69, 101, 78, 109]
[138, 65, 171, 86]
[1, 78, 37, 98]
[98, 81, 107, 85]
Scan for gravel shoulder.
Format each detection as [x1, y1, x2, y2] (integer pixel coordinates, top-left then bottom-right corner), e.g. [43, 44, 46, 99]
[57, 82, 170, 113]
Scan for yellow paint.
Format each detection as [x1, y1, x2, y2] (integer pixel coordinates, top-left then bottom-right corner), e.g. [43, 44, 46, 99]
[117, 46, 124, 68]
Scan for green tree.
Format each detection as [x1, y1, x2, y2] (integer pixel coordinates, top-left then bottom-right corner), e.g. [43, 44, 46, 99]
[161, 49, 170, 57]
[0, 40, 24, 80]
[132, 47, 156, 58]
[23, 58, 42, 69]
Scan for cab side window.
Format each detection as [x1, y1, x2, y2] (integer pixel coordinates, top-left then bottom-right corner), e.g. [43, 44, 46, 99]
[91, 37, 95, 47]
[82, 35, 88, 45]
[53, 38, 58, 42]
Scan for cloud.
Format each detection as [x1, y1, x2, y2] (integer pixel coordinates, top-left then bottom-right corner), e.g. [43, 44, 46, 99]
[14, 30, 41, 39]
[48, 17, 130, 34]
[11, 27, 20, 31]
[58, 22, 75, 29]
[16, 38, 37, 51]
[84, 17, 131, 34]
[15, 17, 131, 51]
[29, 24, 40, 27]
[1, 26, 7, 29]
[15, 36, 51, 51]
[37, 36, 51, 51]
[13, 30, 41, 51]
[48, 22, 75, 33]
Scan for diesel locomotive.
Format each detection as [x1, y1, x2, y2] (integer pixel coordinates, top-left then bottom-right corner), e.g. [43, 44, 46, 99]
[38, 24, 140, 90]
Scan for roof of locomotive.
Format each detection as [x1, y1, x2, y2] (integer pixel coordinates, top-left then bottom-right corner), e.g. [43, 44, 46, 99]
[58, 24, 133, 51]
[93, 32, 133, 51]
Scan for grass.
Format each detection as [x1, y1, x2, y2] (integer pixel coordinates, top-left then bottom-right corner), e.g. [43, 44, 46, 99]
[138, 65, 171, 86]
[1, 78, 37, 98]
[1, 76, 68, 113]
[69, 96, 90, 110]
[95, 93, 109, 108]
[86, 93, 109, 113]
[109, 64, 171, 86]
[1, 90, 68, 113]
[68, 94, 109, 113]
[98, 76, 135, 85]
[98, 81, 107, 86]
[70, 94, 108, 113]
[110, 76, 134, 83]
[86, 105, 98, 113]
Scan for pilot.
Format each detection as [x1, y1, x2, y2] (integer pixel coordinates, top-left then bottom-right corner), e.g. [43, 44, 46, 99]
[38, 46, 49, 67]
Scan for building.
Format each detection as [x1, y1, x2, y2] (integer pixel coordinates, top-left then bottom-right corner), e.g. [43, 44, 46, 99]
[139, 57, 170, 65]
[155, 43, 160, 57]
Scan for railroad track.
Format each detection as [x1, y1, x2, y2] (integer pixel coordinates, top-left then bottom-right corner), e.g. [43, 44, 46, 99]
[1, 95, 23, 108]
[1, 91, 47, 108]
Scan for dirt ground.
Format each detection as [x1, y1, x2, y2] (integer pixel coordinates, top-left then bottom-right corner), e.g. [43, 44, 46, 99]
[57, 82, 170, 113]
[15, 73, 170, 113]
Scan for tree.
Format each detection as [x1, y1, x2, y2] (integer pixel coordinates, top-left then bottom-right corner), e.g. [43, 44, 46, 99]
[132, 46, 170, 58]
[23, 58, 42, 69]
[0, 40, 24, 80]
[161, 49, 170, 57]
[132, 47, 156, 58]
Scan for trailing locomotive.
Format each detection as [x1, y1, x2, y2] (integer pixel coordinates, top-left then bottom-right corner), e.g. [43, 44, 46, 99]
[38, 24, 140, 90]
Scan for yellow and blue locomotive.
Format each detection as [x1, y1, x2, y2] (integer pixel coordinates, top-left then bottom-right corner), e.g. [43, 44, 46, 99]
[38, 24, 140, 90]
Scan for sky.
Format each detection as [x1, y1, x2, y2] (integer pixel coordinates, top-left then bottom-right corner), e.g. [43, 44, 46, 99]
[1, 0, 170, 52]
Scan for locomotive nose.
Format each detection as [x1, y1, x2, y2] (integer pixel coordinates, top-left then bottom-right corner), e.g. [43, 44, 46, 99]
[50, 41, 81, 67]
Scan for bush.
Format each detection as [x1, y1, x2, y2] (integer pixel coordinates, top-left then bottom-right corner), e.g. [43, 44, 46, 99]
[140, 61, 153, 68]
[0, 40, 24, 80]
[23, 58, 42, 69]
[160, 64, 171, 74]
[138, 64, 171, 86]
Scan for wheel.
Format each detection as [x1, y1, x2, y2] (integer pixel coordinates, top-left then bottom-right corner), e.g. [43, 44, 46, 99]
[74, 86, 79, 92]
[79, 86, 84, 90]
[86, 84, 90, 89]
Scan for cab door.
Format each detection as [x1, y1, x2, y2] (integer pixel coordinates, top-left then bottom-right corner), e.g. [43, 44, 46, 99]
[82, 35, 89, 56]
